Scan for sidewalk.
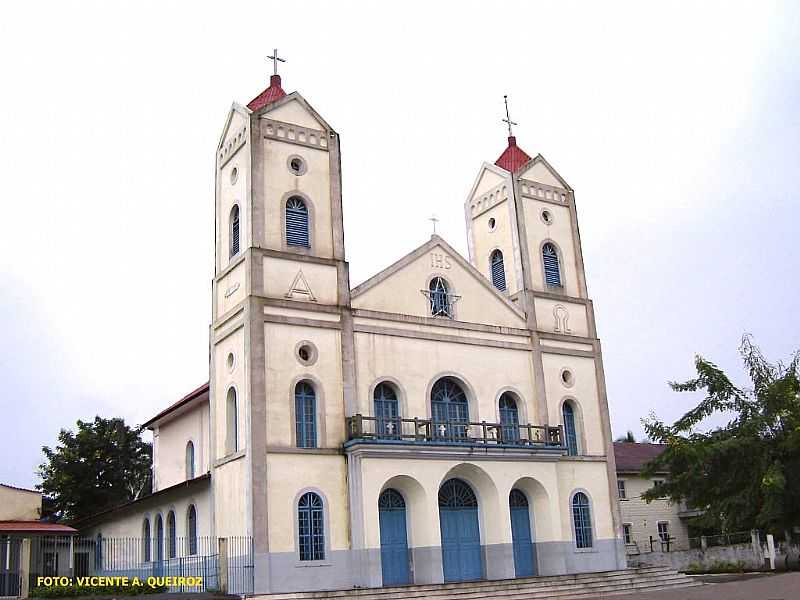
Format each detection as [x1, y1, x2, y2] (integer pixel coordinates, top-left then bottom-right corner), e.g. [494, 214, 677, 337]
[613, 572, 799, 600]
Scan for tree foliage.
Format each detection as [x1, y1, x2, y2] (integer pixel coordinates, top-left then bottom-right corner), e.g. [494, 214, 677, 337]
[37, 417, 152, 522]
[642, 336, 800, 533]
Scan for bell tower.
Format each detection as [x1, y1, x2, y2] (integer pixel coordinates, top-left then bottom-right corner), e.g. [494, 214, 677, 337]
[209, 57, 355, 589]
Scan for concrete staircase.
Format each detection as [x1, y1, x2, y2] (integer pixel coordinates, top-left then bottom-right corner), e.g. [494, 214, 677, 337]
[255, 566, 702, 600]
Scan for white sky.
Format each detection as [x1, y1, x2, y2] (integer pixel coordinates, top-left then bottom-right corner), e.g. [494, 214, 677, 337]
[1, 1, 798, 488]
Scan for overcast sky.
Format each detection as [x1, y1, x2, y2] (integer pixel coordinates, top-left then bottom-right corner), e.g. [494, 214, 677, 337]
[1, 1, 798, 488]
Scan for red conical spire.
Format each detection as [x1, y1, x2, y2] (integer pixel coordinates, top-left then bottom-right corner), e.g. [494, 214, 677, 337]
[247, 74, 287, 111]
[494, 136, 532, 173]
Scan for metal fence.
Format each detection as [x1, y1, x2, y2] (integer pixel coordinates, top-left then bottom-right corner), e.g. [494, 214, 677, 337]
[5, 535, 252, 596]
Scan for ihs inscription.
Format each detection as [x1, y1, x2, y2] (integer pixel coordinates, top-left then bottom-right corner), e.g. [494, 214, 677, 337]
[429, 253, 452, 270]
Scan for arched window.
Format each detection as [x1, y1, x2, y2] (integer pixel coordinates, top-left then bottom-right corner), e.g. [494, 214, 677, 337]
[542, 242, 562, 287]
[438, 478, 478, 508]
[490, 250, 507, 292]
[295, 382, 317, 448]
[298, 492, 324, 561]
[167, 511, 177, 558]
[562, 401, 579, 456]
[286, 196, 310, 247]
[572, 492, 593, 549]
[431, 378, 469, 439]
[428, 276, 453, 318]
[373, 382, 399, 437]
[185, 441, 195, 480]
[226, 388, 238, 454]
[379, 488, 406, 510]
[498, 393, 520, 443]
[187, 505, 198, 556]
[229, 205, 240, 258]
[155, 516, 164, 562]
[142, 519, 151, 562]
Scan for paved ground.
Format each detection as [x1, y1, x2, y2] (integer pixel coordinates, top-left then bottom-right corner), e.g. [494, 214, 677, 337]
[615, 572, 800, 600]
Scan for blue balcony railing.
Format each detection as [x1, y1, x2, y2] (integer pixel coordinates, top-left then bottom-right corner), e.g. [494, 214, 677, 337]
[346, 414, 564, 448]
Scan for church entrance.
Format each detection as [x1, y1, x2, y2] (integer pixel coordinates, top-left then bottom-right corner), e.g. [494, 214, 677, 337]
[379, 489, 410, 586]
[438, 479, 482, 582]
[509, 489, 536, 577]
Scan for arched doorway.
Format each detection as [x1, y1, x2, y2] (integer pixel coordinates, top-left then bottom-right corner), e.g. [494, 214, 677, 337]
[509, 489, 536, 577]
[379, 489, 410, 585]
[438, 479, 482, 582]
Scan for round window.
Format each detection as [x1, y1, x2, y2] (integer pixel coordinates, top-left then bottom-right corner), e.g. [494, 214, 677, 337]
[561, 368, 575, 387]
[488, 217, 496, 231]
[288, 155, 307, 176]
[295, 341, 318, 366]
[230, 166, 238, 185]
[541, 209, 553, 225]
[226, 352, 235, 372]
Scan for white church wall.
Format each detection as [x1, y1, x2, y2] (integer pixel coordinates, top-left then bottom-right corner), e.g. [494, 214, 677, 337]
[153, 402, 209, 490]
[217, 109, 250, 276]
[469, 197, 521, 295]
[522, 197, 580, 297]
[216, 258, 247, 315]
[261, 135, 333, 257]
[534, 297, 590, 338]
[542, 353, 605, 456]
[353, 331, 538, 426]
[213, 456, 247, 538]
[263, 321, 345, 448]
[213, 324, 246, 459]
[261, 256, 339, 305]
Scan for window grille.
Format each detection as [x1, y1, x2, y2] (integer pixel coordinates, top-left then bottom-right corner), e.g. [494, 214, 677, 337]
[298, 492, 324, 561]
[295, 382, 317, 448]
[572, 492, 593, 549]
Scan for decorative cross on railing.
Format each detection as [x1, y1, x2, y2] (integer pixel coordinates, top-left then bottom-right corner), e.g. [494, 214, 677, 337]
[385, 421, 395, 435]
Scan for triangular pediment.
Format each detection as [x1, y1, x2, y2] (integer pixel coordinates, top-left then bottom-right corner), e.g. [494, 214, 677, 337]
[466, 162, 510, 202]
[216, 103, 250, 152]
[518, 155, 571, 191]
[352, 236, 526, 328]
[257, 92, 332, 132]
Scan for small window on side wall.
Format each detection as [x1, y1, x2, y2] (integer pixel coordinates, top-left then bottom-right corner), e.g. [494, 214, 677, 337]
[226, 388, 238, 454]
[230, 205, 240, 258]
[286, 197, 310, 248]
[490, 249, 507, 292]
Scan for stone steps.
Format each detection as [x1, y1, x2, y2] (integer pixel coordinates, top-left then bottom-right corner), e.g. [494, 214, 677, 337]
[255, 567, 702, 600]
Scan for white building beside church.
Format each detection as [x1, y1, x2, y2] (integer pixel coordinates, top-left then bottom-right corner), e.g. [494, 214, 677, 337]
[78, 68, 626, 594]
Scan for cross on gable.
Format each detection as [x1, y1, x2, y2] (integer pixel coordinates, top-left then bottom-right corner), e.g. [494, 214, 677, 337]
[267, 48, 286, 75]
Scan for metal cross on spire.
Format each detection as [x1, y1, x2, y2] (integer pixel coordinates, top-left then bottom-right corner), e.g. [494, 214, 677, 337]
[502, 95, 518, 137]
[267, 48, 286, 76]
[429, 215, 440, 235]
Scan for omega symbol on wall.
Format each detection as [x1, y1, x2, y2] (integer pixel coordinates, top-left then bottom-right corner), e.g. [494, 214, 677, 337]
[553, 304, 571, 334]
[430, 253, 452, 270]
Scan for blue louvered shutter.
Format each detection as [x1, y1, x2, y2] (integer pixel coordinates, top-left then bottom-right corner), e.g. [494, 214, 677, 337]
[286, 197, 310, 247]
[542, 243, 561, 287]
[490, 250, 507, 292]
[230, 205, 240, 257]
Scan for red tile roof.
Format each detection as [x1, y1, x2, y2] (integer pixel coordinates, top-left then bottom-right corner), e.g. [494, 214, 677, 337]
[0, 521, 77, 534]
[495, 136, 532, 173]
[1, 482, 39, 494]
[247, 74, 287, 112]
[142, 382, 209, 429]
[613, 442, 667, 472]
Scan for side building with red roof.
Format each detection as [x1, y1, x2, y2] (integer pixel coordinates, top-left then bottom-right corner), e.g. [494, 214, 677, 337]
[613, 442, 695, 555]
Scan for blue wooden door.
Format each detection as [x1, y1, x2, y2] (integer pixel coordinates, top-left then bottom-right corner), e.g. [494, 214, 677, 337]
[379, 490, 410, 585]
[439, 479, 482, 582]
[510, 490, 536, 577]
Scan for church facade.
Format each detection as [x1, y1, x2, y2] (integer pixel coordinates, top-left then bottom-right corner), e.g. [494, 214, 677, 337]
[82, 69, 625, 594]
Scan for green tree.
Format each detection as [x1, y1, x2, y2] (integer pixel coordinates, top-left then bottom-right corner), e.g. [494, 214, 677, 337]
[642, 336, 800, 534]
[37, 417, 152, 522]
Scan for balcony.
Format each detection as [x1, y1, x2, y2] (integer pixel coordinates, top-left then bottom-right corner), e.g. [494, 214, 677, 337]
[345, 414, 565, 450]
